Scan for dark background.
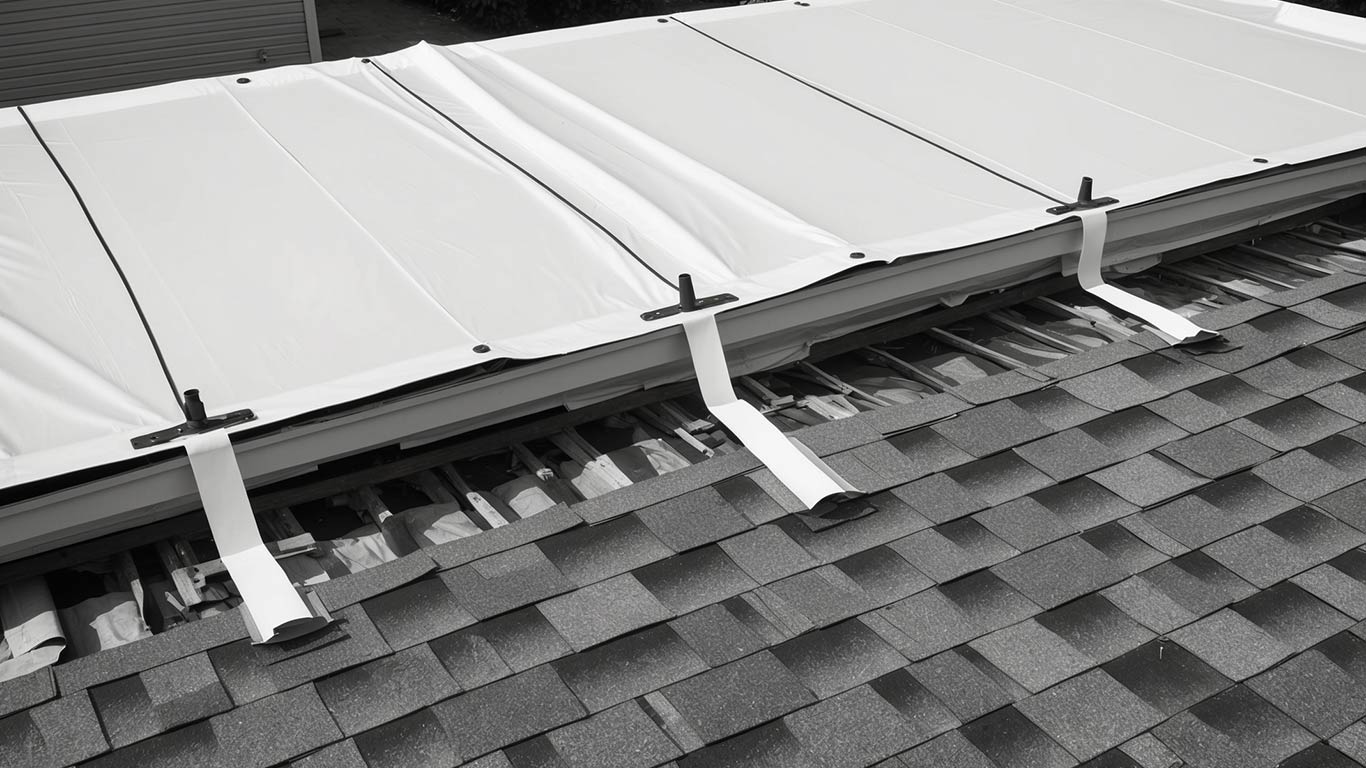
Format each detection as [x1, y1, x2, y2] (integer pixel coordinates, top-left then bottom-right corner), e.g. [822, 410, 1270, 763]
[448, 0, 1366, 33]
[314, 0, 1366, 61]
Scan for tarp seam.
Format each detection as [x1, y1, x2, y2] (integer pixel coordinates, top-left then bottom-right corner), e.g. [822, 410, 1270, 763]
[668, 15, 1069, 206]
[216, 82, 485, 346]
[364, 57, 680, 291]
[15, 106, 185, 412]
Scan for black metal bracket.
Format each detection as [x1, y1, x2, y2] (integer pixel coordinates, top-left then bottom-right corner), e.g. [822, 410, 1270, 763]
[1047, 176, 1118, 215]
[641, 273, 738, 321]
[131, 389, 256, 450]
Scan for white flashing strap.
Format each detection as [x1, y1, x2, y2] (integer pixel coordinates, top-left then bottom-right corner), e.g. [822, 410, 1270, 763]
[185, 431, 330, 644]
[1074, 208, 1219, 345]
[681, 313, 857, 511]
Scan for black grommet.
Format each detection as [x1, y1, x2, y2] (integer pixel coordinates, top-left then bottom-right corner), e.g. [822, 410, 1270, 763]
[657, 18, 668, 23]
[1253, 157, 1269, 163]
[473, 344, 491, 353]
[236, 77, 251, 84]
[796, 2, 810, 6]
[361, 58, 371, 63]
[849, 252, 866, 259]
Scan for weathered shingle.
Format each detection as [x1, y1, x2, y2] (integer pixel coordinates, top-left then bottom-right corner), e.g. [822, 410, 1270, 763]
[0, 692, 108, 768]
[635, 487, 751, 553]
[992, 536, 1128, 610]
[784, 684, 926, 765]
[508, 701, 682, 768]
[552, 625, 707, 713]
[1088, 453, 1205, 507]
[1248, 646, 1366, 738]
[634, 546, 757, 616]
[537, 516, 673, 588]
[440, 544, 575, 620]
[1156, 426, 1277, 478]
[315, 645, 458, 736]
[930, 399, 1052, 458]
[1102, 639, 1231, 716]
[208, 605, 390, 705]
[363, 576, 475, 651]
[1016, 670, 1163, 761]
[771, 619, 906, 698]
[90, 652, 231, 747]
[657, 651, 815, 745]
[960, 705, 1076, 768]
[433, 665, 586, 762]
[24, 255, 1366, 768]
[538, 573, 673, 651]
[0, 667, 54, 720]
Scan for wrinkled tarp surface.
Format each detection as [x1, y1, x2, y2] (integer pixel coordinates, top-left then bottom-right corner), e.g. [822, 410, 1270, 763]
[2, 0, 1365, 489]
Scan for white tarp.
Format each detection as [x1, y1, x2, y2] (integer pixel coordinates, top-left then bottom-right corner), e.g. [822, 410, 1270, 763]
[3, 0, 1365, 490]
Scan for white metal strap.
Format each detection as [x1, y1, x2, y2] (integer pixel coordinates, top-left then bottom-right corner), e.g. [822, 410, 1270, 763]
[185, 431, 329, 643]
[1074, 208, 1218, 345]
[681, 313, 857, 511]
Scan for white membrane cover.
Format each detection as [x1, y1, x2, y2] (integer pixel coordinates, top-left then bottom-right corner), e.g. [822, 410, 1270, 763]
[3, 0, 1365, 489]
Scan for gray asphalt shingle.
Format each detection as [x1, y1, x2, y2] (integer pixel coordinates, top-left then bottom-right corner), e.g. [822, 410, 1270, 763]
[659, 652, 815, 745]
[29, 247, 1366, 768]
[1017, 670, 1163, 761]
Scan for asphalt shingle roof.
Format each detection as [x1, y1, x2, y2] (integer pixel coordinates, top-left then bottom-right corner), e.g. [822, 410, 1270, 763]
[12, 272, 1366, 766]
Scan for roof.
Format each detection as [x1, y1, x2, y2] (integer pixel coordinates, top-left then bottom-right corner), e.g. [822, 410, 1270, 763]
[5, 0, 1366, 497]
[9, 245, 1366, 766]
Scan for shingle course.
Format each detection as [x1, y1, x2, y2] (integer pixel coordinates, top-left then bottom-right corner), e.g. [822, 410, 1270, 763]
[26, 265, 1366, 768]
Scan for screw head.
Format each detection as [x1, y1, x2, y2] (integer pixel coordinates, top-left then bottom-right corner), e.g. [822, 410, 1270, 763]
[236, 77, 251, 84]
[1253, 157, 1269, 164]
[849, 252, 866, 259]
[473, 344, 491, 354]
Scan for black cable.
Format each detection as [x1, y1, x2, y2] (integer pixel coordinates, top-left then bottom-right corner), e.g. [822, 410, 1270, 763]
[670, 17, 1068, 206]
[17, 106, 186, 411]
[363, 58, 679, 290]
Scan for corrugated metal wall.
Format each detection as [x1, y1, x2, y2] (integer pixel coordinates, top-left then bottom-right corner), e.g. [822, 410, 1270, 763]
[0, 0, 319, 107]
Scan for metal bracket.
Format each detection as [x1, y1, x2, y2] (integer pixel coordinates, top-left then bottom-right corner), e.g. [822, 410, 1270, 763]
[642, 273, 737, 321]
[132, 389, 255, 449]
[1047, 176, 1118, 215]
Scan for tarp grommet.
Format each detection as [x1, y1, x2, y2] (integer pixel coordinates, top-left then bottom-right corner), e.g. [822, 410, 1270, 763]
[473, 344, 491, 353]
[236, 77, 250, 84]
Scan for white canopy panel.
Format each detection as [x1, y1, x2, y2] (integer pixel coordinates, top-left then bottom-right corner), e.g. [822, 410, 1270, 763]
[2, 0, 1365, 491]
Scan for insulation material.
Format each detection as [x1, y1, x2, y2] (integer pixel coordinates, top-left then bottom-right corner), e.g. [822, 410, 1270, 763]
[57, 592, 149, 659]
[0, 577, 65, 681]
[319, 526, 402, 572]
[494, 476, 568, 518]
[401, 504, 482, 548]
[2, 0, 1365, 492]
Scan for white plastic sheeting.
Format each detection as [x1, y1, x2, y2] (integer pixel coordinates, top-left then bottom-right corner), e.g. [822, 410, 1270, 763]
[3, 0, 1366, 491]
